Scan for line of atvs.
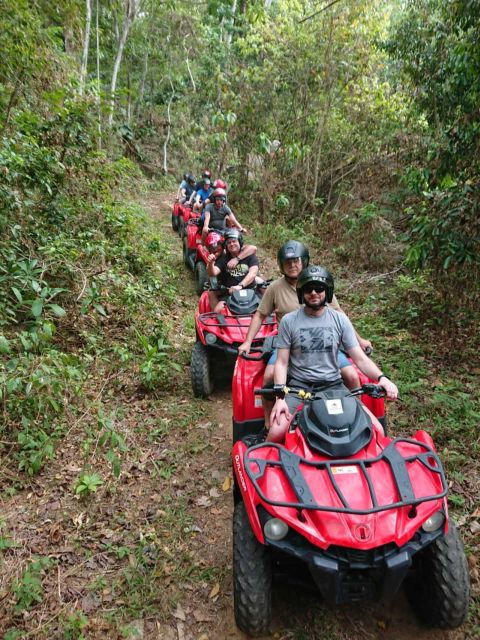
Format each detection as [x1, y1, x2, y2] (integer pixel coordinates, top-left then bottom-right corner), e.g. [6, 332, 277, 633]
[171, 198, 470, 637]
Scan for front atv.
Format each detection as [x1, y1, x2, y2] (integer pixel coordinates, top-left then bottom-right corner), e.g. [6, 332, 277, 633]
[231, 384, 470, 636]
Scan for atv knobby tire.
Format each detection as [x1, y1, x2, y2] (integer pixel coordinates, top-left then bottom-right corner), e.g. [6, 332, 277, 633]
[183, 237, 190, 268]
[405, 521, 470, 629]
[233, 501, 272, 637]
[191, 341, 213, 397]
[171, 212, 178, 232]
[195, 261, 208, 295]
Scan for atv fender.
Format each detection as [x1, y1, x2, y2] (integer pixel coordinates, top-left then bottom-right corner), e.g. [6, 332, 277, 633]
[232, 441, 265, 544]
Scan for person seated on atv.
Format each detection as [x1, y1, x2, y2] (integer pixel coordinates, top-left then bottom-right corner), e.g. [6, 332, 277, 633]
[238, 241, 373, 427]
[206, 229, 259, 312]
[267, 265, 398, 443]
[205, 179, 228, 205]
[190, 178, 213, 213]
[178, 173, 196, 203]
[194, 169, 212, 193]
[202, 188, 244, 241]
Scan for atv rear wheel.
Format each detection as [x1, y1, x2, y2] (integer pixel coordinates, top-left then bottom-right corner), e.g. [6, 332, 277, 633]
[171, 212, 178, 232]
[191, 341, 213, 397]
[405, 521, 469, 629]
[233, 501, 272, 637]
[182, 237, 190, 268]
[195, 261, 208, 295]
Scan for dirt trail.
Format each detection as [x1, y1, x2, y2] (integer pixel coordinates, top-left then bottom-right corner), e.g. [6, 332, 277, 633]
[152, 193, 467, 640]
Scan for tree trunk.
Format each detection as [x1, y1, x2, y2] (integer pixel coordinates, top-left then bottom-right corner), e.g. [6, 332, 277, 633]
[96, 0, 102, 147]
[163, 82, 175, 175]
[79, 0, 92, 95]
[108, 0, 140, 127]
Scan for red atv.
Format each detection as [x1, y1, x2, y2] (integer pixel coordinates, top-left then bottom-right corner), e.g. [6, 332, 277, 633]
[191, 284, 276, 397]
[182, 219, 211, 295]
[171, 201, 191, 234]
[231, 372, 470, 636]
[178, 203, 199, 239]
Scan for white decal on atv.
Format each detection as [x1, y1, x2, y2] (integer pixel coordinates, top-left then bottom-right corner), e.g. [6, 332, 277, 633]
[234, 454, 247, 491]
[239, 289, 248, 297]
[325, 399, 343, 415]
[331, 465, 358, 475]
[196, 237, 202, 243]
[254, 396, 263, 407]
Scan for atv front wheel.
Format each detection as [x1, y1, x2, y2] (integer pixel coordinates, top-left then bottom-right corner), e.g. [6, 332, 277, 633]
[233, 501, 272, 637]
[171, 212, 178, 232]
[191, 341, 213, 397]
[405, 521, 470, 629]
[195, 261, 208, 295]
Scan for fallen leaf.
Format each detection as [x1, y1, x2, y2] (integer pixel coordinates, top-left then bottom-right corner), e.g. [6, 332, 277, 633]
[470, 520, 480, 535]
[222, 476, 232, 492]
[173, 603, 186, 621]
[196, 496, 211, 507]
[377, 619, 387, 631]
[210, 507, 222, 515]
[209, 582, 220, 599]
[177, 621, 185, 640]
[198, 635, 209, 640]
[209, 487, 220, 499]
[193, 609, 213, 623]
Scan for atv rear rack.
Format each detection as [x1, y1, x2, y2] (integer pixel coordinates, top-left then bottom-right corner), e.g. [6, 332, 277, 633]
[243, 438, 447, 515]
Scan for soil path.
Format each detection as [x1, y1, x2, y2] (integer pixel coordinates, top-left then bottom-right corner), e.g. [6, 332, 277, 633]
[151, 193, 465, 640]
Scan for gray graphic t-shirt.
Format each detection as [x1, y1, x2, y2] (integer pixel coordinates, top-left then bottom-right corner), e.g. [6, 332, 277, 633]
[277, 307, 359, 383]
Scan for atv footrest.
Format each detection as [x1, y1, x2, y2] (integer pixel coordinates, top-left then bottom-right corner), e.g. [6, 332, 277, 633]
[244, 438, 447, 515]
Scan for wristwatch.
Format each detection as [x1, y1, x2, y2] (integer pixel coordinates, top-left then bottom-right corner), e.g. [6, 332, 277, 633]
[377, 373, 389, 382]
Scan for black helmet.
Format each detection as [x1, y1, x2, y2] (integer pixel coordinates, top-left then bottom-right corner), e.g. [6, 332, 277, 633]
[298, 388, 372, 457]
[297, 266, 334, 304]
[224, 228, 243, 248]
[277, 241, 309, 274]
[187, 173, 196, 184]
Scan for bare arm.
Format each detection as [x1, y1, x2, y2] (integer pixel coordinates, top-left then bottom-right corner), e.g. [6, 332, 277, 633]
[202, 210, 211, 239]
[238, 310, 267, 354]
[229, 265, 258, 293]
[347, 346, 398, 400]
[270, 348, 291, 425]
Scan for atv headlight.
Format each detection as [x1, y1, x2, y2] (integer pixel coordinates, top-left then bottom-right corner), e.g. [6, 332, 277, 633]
[421, 511, 445, 532]
[264, 518, 289, 541]
[205, 332, 217, 345]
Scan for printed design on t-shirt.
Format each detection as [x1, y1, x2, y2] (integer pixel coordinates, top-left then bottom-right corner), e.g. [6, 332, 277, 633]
[299, 327, 334, 353]
[228, 264, 249, 277]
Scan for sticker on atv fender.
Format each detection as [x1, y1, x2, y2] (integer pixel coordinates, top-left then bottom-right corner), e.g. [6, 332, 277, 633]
[196, 238, 202, 243]
[331, 465, 358, 475]
[239, 289, 248, 297]
[325, 399, 343, 415]
[254, 396, 262, 408]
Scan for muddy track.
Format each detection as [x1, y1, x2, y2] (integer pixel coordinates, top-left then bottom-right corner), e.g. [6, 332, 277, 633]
[153, 193, 467, 640]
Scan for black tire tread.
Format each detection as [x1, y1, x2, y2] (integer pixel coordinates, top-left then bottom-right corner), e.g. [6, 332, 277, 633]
[171, 212, 178, 231]
[190, 341, 213, 397]
[233, 502, 271, 637]
[406, 521, 470, 629]
[195, 261, 208, 295]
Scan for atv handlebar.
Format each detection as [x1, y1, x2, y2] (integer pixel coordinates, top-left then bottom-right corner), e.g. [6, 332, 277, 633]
[254, 383, 386, 400]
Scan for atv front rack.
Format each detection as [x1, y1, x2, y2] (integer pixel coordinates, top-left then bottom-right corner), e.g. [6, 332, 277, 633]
[199, 312, 276, 327]
[244, 439, 447, 515]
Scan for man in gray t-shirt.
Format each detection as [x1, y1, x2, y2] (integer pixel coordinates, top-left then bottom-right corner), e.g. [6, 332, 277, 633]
[277, 306, 359, 384]
[269, 266, 398, 443]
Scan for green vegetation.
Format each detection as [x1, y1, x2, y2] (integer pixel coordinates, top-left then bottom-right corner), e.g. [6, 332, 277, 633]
[0, 0, 478, 637]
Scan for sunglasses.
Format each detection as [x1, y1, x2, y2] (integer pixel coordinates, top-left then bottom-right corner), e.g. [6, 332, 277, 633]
[303, 284, 326, 294]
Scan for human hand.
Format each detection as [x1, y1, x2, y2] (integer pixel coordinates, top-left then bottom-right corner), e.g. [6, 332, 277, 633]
[359, 338, 373, 352]
[227, 256, 240, 269]
[238, 341, 251, 355]
[270, 398, 290, 427]
[206, 253, 216, 264]
[229, 285, 242, 294]
[379, 378, 398, 401]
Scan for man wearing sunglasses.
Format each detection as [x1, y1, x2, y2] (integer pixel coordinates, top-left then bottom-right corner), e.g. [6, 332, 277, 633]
[268, 265, 398, 443]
